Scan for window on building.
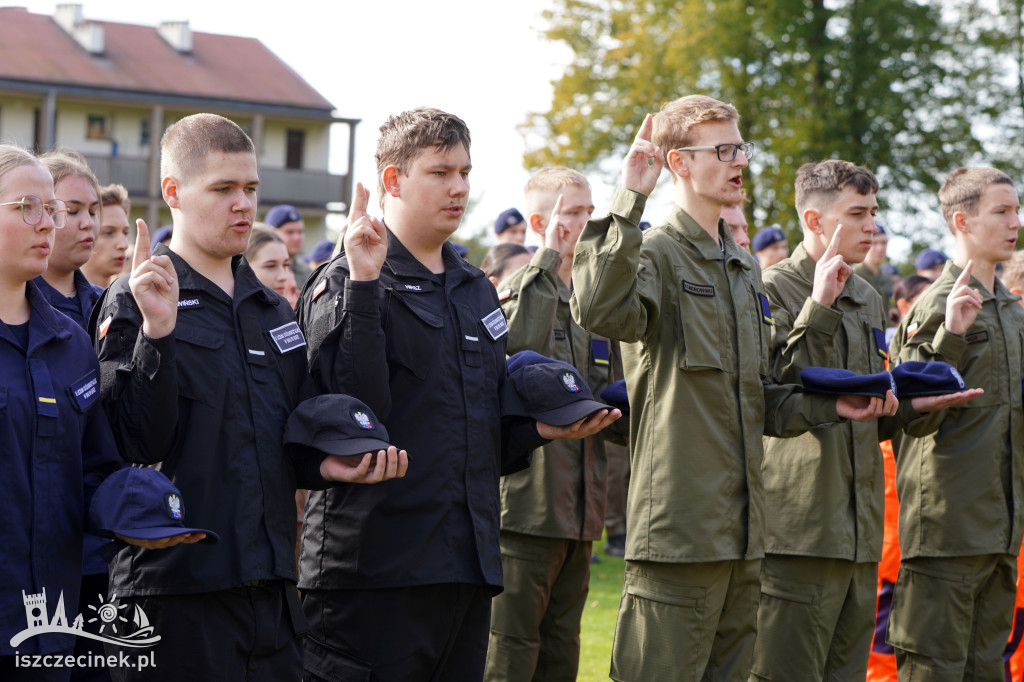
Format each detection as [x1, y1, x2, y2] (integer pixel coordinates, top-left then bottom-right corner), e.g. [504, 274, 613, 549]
[286, 129, 304, 170]
[140, 118, 150, 147]
[87, 114, 109, 140]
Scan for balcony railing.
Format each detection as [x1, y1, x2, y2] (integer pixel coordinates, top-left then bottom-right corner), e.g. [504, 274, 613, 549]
[82, 154, 350, 211]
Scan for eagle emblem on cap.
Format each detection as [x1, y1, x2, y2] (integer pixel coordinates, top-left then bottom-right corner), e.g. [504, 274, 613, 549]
[166, 493, 183, 520]
[562, 372, 580, 392]
[950, 367, 965, 389]
[353, 411, 373, 430]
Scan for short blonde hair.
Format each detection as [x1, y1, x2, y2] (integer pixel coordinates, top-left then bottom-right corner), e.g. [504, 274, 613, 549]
[160, 113, 254, 185]
[939, 167, 1015, 234]
[652, 95, 739, 162]
[39, 149, 101, 207]
[523, 166, 589, 216]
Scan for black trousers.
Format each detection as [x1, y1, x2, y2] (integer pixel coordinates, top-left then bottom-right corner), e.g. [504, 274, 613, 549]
[302, 583, 492, 682]
[105, 582, 304, 682]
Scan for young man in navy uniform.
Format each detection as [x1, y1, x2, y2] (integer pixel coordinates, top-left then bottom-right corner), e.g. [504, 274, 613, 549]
[296, 107, 619, 682]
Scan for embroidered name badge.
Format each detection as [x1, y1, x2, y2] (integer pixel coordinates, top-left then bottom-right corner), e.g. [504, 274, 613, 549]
[965, 330, 989, 345]
[482, 308, 508, 341]
[269, 321, 307, 354]
[873, 327, 889, 360]
[395, 282, 434, 293]
[592, 339, 610, 366]
[683, 280, 715, 297]
[69, 370, 99, 412]
[177, 297, 202, 309]
[758, 293, 774, 325]
[554, 329, 566, 341]
[165, 492, 184, 520]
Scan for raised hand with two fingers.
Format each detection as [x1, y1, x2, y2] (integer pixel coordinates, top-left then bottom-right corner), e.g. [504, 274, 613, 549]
[129, 218, 178, 339]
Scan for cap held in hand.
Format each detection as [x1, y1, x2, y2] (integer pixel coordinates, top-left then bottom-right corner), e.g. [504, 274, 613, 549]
[284, 394, 393, 458]
[891, 360, 966, 397]
[90, 467, 219, 543]
[800, 367, 897, 399]
[502, 351, 612, 426]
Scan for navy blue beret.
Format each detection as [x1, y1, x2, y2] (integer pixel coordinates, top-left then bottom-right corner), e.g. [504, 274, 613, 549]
[752, 225, 786, 252]
[800, 367, 896, 398]
[494, 208, 525, 234]
[599, 380, 629, 415]
[915, 248, 947, 271]
[891, 361, 965, 397]
[265, 204, 302, 228]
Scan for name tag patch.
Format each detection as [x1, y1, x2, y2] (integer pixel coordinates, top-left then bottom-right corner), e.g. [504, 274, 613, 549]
[395, 282, 434, 293]
[482, 308, 508, 341]
[758, 293, 774, 325]
[269, 321, 307, 354]
[965, 330, 989, 345]
[177, 297, 202, 309]
[69, 370, 99, 412]
[683, 280, 715, 297]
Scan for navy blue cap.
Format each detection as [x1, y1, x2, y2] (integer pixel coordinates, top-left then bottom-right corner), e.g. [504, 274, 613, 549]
[915, 248, 947, 271]
[305, 239, 335, 264]
[600, 380, 629, 415]
[494, 208, 525, 234]
[752, 225, 786, 252]
[90, 467, 219, 543]
[502, 351, 610, 426]
[800, 367, 897, 398]
[880, 263, 899, 278]
[452, 242, 469, 258]
[284, 394, 393, 458]
[265, 204, 302, 228]
[891, 361, 965, 397]
[150, 225, 173, 249]
[874, 221, 886, 235]
[639, 221, 652, 231]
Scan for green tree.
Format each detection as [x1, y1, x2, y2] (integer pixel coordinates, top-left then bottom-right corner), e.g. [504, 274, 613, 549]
[523, 0, 992, 247]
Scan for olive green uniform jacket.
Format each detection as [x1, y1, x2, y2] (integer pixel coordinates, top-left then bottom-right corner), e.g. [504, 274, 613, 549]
[853, 262, 893, 306]
[890, 261, 1024, 559]
[761, 244, 918, 562]
[498, 246, 624, 541]
[570, 189, 840, 563]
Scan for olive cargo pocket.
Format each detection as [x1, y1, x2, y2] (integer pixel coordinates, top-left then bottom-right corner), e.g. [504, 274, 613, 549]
[674, 267, 725, 372]
[751, 577, 821, 680]
[886, 563, 971, 660]
[610, 580, 707, 681]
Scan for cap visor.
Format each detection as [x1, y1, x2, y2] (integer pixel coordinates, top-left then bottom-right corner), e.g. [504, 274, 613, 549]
[110, 526, 219, 544]
[533, 400, 611, 427]
[308, 437, 395, 458]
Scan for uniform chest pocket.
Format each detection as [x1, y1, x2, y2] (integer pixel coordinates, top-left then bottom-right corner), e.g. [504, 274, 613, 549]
[385, 290, 443, 382]
[674, 267, 726, 372]
[174, 323, 225, 406]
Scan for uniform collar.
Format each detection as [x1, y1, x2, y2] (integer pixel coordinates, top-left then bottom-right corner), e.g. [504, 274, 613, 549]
[944, 260, 1010, 304]
[155, 244, 281, 308]
[383, 226, 484, 288]
[665, 206, 752, 270]
[0, 280, 75, 354]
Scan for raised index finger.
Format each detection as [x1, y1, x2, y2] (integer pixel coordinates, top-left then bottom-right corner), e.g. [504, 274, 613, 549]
[133, 218, 151, 270]
[822, 223, 844, 261]
[548, 194, 564, 226]
[634, 113, 654, 144]
[350, 182, 369, 223]
[955, 259, 974, 287]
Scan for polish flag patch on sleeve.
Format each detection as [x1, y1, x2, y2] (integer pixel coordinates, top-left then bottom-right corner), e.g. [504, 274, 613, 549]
[98, 314, 113, 339]
[311, 279, 328, 302]
[498, 288, 513, 302]
[905, 321, 920, 340]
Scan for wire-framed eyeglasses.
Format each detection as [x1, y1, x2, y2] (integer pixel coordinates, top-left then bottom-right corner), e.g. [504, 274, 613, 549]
[0, 195, 67, 229]
[675, 142, 755, 162]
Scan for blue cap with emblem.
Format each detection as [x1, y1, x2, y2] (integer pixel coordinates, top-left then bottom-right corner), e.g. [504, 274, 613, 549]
[265, 204, 302, 228]
[284, 394, 393, 458]
[494, 208, 525, 234]
[752, 225, 786, 252]
[800, 367, 897, 398]
[90, 467, 219, 543]
[502, 351, 612, 426]
[600, 380, 630, 415]
[891, 360, 966, 397]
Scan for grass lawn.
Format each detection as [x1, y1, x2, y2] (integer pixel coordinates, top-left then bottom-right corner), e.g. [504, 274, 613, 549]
[578, 538, 626, 682]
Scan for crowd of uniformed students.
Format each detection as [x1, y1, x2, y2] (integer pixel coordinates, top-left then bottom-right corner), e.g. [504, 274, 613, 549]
[2, 93, 1022, 682]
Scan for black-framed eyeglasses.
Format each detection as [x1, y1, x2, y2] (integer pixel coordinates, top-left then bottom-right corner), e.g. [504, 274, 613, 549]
[675, 142, 755, 162]
[0, 195, 67, 229]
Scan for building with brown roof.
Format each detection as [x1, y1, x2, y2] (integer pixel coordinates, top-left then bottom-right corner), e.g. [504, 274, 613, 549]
[0, 3, 357, 247]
